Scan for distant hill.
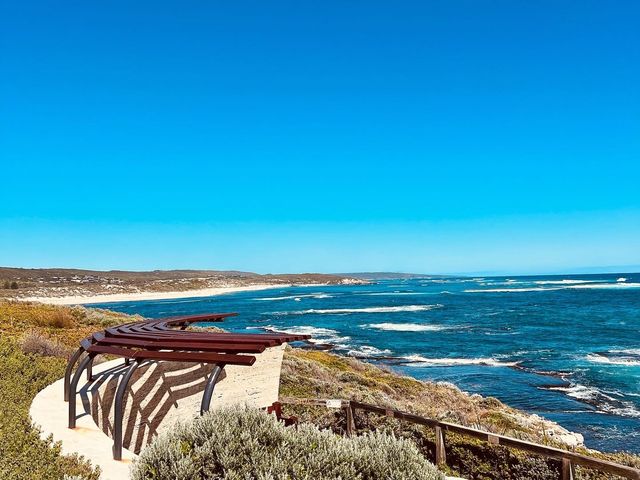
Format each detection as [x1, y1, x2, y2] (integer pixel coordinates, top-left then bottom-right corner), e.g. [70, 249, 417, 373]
[0, 267, 365, 299]
[338, 272, 449, 280]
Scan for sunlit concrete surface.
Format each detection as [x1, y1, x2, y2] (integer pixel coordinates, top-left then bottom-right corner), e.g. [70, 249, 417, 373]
[30, 345, 285, 479]
[30, 358, 137, 480]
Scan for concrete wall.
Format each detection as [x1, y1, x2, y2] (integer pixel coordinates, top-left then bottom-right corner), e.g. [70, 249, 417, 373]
[81, 345, 285, 453]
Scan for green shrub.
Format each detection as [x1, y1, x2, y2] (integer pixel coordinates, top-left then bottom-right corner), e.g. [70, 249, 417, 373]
[132, 405, 444, 480]
[0, 338, 99, 480]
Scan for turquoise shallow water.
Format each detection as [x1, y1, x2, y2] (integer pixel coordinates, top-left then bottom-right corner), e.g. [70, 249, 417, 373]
[91, 273, 640, 453]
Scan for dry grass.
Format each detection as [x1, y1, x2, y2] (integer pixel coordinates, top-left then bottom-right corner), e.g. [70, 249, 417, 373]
[1, 300, 637, 479]
[282, 348, 564, 443]
[20, 330, 71, 358]
[0, 300, 141, 346]
[281, 348, 640, 478]
[0, 300, 138, 480]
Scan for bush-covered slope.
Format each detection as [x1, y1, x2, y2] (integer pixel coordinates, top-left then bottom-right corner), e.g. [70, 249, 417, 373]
[280, 349, 579, 445]
[280, 349, 640, 479]
[1, 300, 638, 480]
[0, 301, 133, 480]
[131, 405, 444, 480]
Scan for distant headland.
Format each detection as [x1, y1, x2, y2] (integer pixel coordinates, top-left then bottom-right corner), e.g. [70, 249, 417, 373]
[0, 267, 366, 305]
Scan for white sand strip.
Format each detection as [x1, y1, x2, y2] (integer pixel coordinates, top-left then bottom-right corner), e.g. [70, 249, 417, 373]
[19, 283, 305, 305]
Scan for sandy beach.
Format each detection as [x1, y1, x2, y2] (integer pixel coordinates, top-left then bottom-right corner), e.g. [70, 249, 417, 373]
[21, 283, 293, 305]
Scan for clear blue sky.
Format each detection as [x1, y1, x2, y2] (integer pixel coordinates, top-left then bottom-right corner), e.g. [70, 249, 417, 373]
[1, 1, 639, 275]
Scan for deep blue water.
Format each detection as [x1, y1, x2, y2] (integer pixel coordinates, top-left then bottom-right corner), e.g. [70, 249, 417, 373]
[91, 273, 640, 453]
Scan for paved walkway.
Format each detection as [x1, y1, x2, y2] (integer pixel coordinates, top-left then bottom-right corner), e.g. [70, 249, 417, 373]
[30, 354, 464, 480]
[30, 358, 137, 480]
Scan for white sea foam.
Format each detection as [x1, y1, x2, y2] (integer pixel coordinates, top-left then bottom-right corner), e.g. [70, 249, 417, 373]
[466, 282, 640, 293]
[465, 287, 560, 293]
[363, 291, 435, 296]
[256, 293, 333, 301]
[585, 353, 640, 367]
[362, 323, 449, 332]
[272, 304, 443, 315]
[606, 406, 640, 418]
[548, 384, 616, 401]
[401, 354, 518, 367]
[611, 348, 640, 355]
[346, 345, 393, 357]
[534, 279, 600, 285]
[262, 325, 350, 345]
[565, 282, 640, 290]
[547, 384, 640, 418]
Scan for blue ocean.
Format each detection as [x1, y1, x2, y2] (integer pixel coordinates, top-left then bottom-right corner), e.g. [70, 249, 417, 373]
[92, 273, 640, 453]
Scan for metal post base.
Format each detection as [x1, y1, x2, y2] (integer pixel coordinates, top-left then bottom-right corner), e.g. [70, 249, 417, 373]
[68, 353, 96, 428]
[86, 356, 94, 381]
[64, 347, 85, 402]
[200, 364, 224, 415]
[113, 359, 140, 460]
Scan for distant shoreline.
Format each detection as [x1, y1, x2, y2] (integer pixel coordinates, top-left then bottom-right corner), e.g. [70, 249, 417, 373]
[19, 283, 305, 305]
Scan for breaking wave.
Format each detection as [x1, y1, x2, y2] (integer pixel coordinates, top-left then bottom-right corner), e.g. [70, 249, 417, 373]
[534, 279, 601, 285]
[585, 352, 640, 367]
[362, 323, 449, 332]
[465, 283, 640, 293]
[261, 325, 350, 345]
[255, 293, 333, 301]
[271, 304, 443, 315]
[362, 291, 436, 296]
[546, 384, 640, 418]
[401, 354, 518, 367]
[612, 348, 640, 355]
[465, 287, 559, 293]
[345, 345, 393, 357]
[565, 282, 640, 290]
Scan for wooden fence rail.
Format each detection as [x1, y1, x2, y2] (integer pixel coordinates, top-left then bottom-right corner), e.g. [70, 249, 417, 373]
[279, 397, 640, 480]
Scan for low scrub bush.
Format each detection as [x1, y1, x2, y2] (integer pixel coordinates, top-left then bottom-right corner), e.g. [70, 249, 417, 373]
[132, 405, 444, 480]
[36, 308, 77, 329]
[0, 338, 98, 480]
[21, 330, 70, 358]
[75, 306, 142, 327]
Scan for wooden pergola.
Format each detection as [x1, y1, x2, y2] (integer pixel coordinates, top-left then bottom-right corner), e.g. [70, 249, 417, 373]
[64, 313, 309, 459]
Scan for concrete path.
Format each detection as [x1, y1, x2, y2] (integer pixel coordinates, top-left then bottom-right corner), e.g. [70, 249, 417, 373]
[30, 358, 136, 480]
[30, 352, 464, 480]
[29, 345, 285, 480]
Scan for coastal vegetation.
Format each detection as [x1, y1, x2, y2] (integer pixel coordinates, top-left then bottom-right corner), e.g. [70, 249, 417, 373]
[0, 267, 362, 300]
[131, 405, 444, 480]
[0, 301, 136, 480]
[280, 349, 640, 479]
[0, 300, 638, 479]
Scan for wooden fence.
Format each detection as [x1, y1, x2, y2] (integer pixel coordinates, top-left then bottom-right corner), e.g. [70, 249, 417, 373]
[279, 397, 640, 480]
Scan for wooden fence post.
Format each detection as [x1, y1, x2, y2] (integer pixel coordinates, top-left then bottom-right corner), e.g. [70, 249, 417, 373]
[562, 458, 574, 480]
[435, 426, 447, 467]
[345, 402, 356, 436]
[277, 398, 640, 480]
